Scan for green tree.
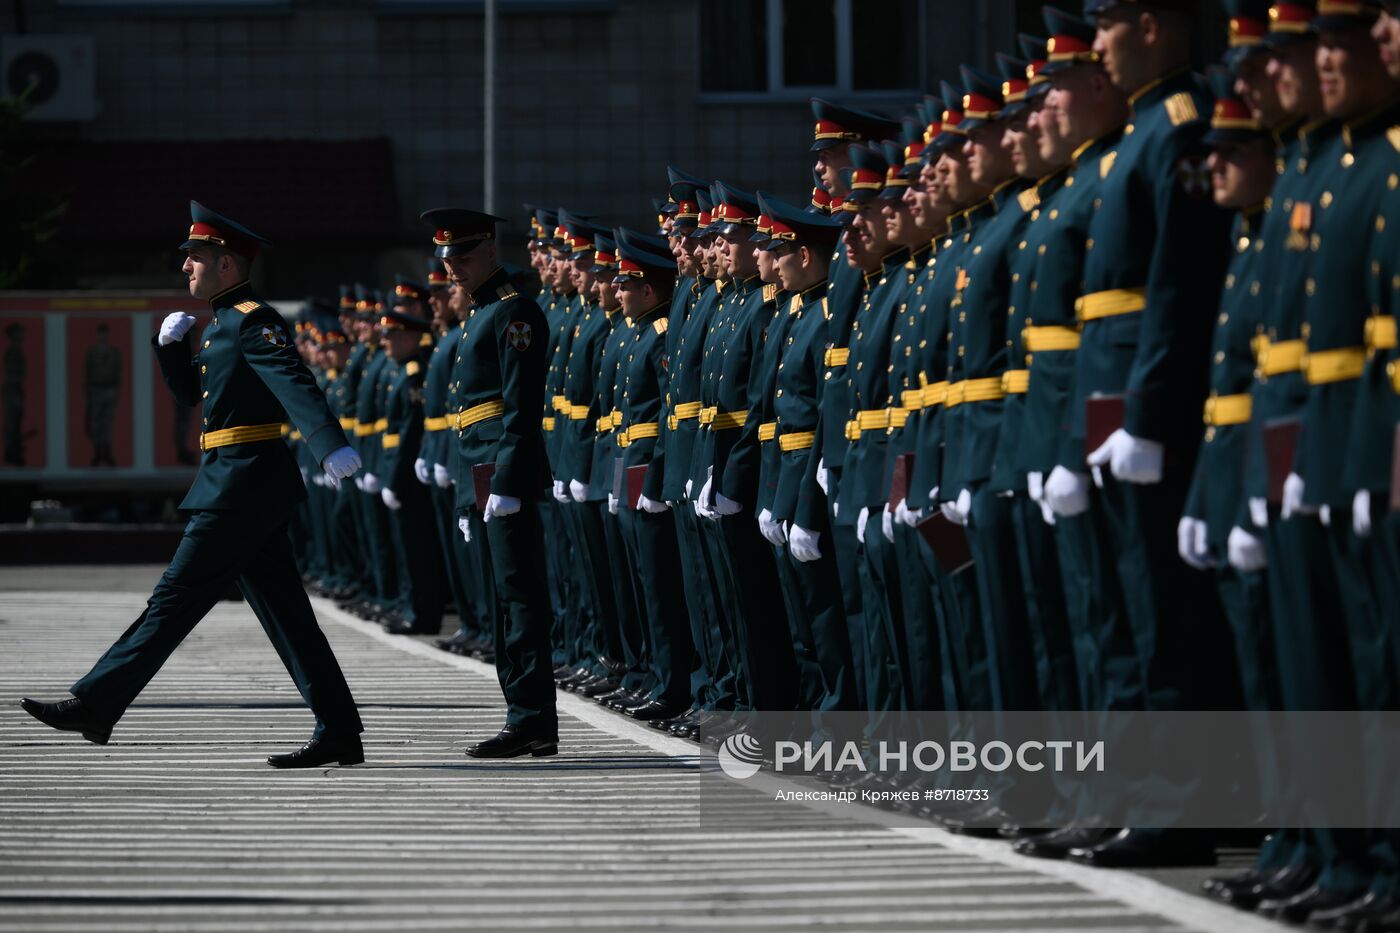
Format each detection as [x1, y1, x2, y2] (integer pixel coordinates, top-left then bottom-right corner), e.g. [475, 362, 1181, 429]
[0, 91, 66, 288]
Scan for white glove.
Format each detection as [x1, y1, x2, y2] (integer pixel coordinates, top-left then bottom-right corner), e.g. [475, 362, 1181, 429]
[1087, 428, 1164, 485]
[381, 487, 401, 510]
[608, 493, 619, 515]
[1354, 489, 1372, 538]
[758, 508, 785, 545]
[856, 506, 870, 543]
[322, 445, 362, 481]
[881, 503, 895, 542]
[414, 458, 431, 485]
[1319, 505, 1332, 527]
[1027, 471, 1045, 503]
[1176, 516, 1213, 570]
[1281, 472, 1313, 520]
[458, 515, 471, 543]
[311, 472, 324, 488]
[353, 476, 365, 492]
[715, 492, 742, 516]
[483, 493, 520, 522]
[1228, 525, 1267, 571]
[324, 473, 341, 490]
[552, 479, 570, 504]
[299, 466, 310, 488]
[362, 472, 382, 494]
[639, 494, 670, 514]
[697, 470, 718, 520]
[1044, 466, 1091, 517]
[940, 488, 972, 526]
[1249, 497, 1269, 529]
[789, 524, 823, 562]
[434, 463, 452, 488]
[158, 311, 197, 346]
[569, 478, 588, 503]
[685, 478, 694, 498]
[895, 498, 920, 527]
[815, 458, 830, 496]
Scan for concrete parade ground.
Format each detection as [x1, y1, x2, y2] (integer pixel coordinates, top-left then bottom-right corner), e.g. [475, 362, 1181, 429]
[0, 566, 1290, 933]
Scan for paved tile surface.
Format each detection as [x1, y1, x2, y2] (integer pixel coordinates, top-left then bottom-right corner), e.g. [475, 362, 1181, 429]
[0, 571, 1286, 932]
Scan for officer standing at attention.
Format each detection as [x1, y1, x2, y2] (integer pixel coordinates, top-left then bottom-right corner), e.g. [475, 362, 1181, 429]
[424, 207, 558, 759]
[21, 201, 365, 769]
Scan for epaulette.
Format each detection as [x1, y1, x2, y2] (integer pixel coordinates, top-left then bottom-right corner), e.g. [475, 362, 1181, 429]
[1017, 188, 1040, 213]
[762, 283, 778, 303]
[234, 300, 262, 314]
[496, 284, 518, 301]
[653, 317, 669, 336]
[406, 360, 421, 376]
[1164, 92, 1199, 127]
[1388, 126, 1400, 153]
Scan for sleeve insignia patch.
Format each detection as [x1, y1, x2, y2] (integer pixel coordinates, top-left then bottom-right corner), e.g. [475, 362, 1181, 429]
[235, 300, 262, 314]
[506, 321, 533, 351]
[261, 324, 288, 347]
[1164, 93, 1199, 126]
[1177, 155, 1211, 198]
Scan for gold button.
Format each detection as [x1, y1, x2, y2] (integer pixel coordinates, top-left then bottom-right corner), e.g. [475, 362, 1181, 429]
[202, 390, 209, 398]
[1341, 152, 1355, 168]
[201, 365, 207, 373]
[203, 341, 211, 348]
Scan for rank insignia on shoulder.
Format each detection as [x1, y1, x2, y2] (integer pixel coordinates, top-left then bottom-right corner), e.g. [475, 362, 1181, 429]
[1164, 93, 1199, 127]
[1388, 126, 1400, 153]
[652, 318, 669, 335]
[235, 300, 262, 314]
[406, 360, 421, 376]
[496, 284, 518, 301]
[1017, 189, 1040, 213]
[506, 320, 533, 351]
[762, 283, 777, 303]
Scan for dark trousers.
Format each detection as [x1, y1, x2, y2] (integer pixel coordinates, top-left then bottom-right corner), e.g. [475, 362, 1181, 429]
[388, 481, 447, 633]
[72, 506, 362, 739]
[476, 502, 558, 736]
[622, 505, 695, 708]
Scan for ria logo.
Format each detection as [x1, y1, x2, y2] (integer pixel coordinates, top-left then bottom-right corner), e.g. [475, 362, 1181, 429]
[717, 732, 764, 779]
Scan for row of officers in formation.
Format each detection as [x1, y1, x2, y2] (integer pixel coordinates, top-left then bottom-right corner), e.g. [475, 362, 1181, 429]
[276, 0, 1400, 927]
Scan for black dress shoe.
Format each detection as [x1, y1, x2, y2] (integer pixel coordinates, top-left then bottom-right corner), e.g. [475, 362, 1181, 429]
[594, 687, 633, 705]
[579, 678, 621, 698]
[627, 700, 684, 722]
[267, 734, 364, 768]
[434, 630, 470, 652]
[1359, 900, 1400, 933]
[1067, 829, 1216, 868]
[1014, 826, 1116, 859]
[466, 725, 558, 759]
[1309, 891, 1400, 929]
[1259, 883, 1367, 925]
[20, 697, 114, 745]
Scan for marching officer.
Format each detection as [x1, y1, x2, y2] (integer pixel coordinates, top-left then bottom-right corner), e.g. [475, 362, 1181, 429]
[21, 201, 365, 769]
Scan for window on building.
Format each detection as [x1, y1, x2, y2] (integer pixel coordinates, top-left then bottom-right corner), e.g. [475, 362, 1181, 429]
[699, 0, 922, 99]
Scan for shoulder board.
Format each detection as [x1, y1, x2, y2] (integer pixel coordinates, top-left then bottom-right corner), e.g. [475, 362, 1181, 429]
[405, 360, 421, 376]
[652, 317, 669, 336]
[1017, 188, 1040, 213]
[761, 283, 777, 303]
[496, 284, 518, 301]
[1388, 126, 1400, 153]
[1164, 92, 1200, 127]
[234, 300, 263, 314]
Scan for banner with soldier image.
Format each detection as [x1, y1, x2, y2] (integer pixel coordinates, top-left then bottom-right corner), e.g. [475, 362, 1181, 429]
[0, 315, 46, 470]
[65, 316, 134, 469]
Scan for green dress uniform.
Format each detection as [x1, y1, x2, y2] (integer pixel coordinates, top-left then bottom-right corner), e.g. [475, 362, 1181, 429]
[989, 171, 1081, 713]
[1071, 68, 1240, 714]
[446, 258, 556, 738]
[73, 271, 361, 740]
[379, 320, 447, 634]
[616, 281, 695, 711]
[653, 255, 735, 711]
[424, 319, 488, 640]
